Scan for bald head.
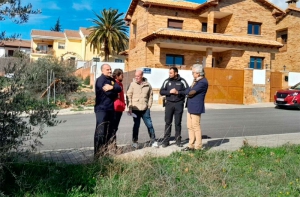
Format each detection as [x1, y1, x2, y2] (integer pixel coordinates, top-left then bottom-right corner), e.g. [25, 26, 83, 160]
[135, 70, 143, 83]
[101, 64, 112, 77]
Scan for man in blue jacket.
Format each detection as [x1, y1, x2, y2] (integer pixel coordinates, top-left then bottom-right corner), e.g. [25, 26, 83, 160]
[160, 67, 189, 147]
[182, 63, 208, 151]
[94, 64, 121, 157]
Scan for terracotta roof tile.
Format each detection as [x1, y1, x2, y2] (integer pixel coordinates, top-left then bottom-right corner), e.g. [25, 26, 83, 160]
[1, 40, 31, 48]
[125, 0, 285, 21]
[142, 28, 283, 47]
[286, 7, 300, 12]
[143, 0, 199, 9]
[65, 30, 81, 39]
[80, 27, 91, 36]
[31, 30, 65, 38]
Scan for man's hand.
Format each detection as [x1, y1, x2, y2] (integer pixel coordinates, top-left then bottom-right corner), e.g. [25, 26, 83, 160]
[170, 88, 178, 94]
[188, 90, 196, 98]
[103, 84, 113, 92]
[128, 110, 132, 115]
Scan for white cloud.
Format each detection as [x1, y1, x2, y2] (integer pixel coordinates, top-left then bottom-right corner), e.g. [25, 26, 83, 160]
[72, 2, 92, 11]
[26, 15, 52, 25]
[270, 0, 300, 9]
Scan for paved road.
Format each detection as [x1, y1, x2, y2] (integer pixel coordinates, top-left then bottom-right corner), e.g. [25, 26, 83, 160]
[38, 107, 300, 151]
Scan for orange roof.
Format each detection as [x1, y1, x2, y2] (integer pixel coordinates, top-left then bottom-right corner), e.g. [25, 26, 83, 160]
[65, 30, 81, 39]
[142, 28, 283, 48]
[286, 7, 300, 12]
[125, 0, 284, 21]
[143, 0, 199, 9]
[31, 30, 65, 38]
[80, 27, 91, 36]
[256, 0, 285, 14]
[0, 40, 31, 48]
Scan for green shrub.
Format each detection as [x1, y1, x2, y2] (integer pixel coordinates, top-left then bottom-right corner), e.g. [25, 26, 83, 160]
[73, 96, 88, 106]
[84, 76, 90, 85]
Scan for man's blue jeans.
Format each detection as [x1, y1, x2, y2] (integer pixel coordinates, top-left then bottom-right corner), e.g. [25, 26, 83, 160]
[132, 109, 156, 143]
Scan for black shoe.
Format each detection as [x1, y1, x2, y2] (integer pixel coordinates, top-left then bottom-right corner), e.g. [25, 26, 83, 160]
[176, 140, 183, 147]
[162, 143, 169, 148]
[181, 147, 195, 151]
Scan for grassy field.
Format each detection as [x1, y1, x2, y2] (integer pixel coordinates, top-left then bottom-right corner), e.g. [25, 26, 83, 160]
[1, 144, 300, 197]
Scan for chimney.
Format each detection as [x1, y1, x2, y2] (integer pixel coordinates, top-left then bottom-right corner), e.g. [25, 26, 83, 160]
[286, 0, 298, 8]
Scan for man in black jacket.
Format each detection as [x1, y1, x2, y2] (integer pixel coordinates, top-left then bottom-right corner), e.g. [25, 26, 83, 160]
[94, 64, 121, 157]
[160, 67, 189, 147]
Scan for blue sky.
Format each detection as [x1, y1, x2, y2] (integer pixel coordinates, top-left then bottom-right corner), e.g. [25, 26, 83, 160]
[0, 0, 294, 40]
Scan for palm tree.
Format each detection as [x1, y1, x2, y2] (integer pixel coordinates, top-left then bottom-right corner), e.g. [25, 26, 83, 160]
[87, 9, 128, 62]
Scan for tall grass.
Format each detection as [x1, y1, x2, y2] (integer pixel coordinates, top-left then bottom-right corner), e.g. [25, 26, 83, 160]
[2, 144, 300, 196]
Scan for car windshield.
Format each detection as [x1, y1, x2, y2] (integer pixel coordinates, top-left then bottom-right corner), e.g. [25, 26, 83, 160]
[292, 83, 300, 90]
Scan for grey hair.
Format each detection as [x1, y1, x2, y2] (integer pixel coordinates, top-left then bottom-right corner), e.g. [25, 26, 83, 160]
[192, 64, 205, 76]
[101, 63, 110, 71]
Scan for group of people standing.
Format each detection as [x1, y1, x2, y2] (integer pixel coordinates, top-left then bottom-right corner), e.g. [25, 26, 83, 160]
[93, 63, 208, 158]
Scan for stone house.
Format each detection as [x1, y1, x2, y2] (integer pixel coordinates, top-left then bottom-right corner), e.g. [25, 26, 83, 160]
[123, 0, 300, 104]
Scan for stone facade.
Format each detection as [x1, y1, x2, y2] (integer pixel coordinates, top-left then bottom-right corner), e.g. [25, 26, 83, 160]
[125, 0, 299, 104]
[272, 7, 300, 72]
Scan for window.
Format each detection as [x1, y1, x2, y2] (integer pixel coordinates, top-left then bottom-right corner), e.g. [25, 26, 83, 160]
[249, 57, 263, 69]
[248, 22, 261, 35]
[37, 44, 48, 53]
[115, 59, 123, 63]
[276, 29, 288, 52]
[202, 23, 207, 32]
[281, 34, 288, 44]
[202, 23, 217, 33]
[168, 19, 183, 29]
[166, 54, 184, 66]
[213, 24, 217, 33]
[132, 20, 137, 39]
[58, 42, 65, 49]
[8, 50, 14, 57]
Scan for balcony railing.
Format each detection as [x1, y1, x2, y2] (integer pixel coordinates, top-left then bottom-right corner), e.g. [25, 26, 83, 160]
[32, 49, 55, 55]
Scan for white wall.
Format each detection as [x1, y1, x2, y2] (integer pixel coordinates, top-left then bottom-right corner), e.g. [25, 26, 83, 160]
[135, 67, 193, 89]
[95, 62, 125, 78]
[288, 72, 300, 86]
[0, 48, 5, 57]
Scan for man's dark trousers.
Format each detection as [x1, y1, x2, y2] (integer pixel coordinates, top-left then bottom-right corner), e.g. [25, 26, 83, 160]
[111, 111, 123, 146]
[94, 110, 114, 156]
[163, 100, 184, 144]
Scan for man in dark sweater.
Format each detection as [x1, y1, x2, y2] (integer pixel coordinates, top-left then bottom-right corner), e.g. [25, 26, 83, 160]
[160, 67, 189, 147]
[94, 64, 121, 157]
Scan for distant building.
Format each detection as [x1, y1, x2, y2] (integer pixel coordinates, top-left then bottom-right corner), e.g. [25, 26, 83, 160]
[30, 28, 126, 65]
[0, 40, 31, 57]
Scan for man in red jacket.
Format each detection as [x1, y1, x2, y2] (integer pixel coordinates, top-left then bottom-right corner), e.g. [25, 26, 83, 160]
[111, 68, 126, 150]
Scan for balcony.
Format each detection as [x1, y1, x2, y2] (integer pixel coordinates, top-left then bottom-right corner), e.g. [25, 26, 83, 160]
[31, 49, 55, 56]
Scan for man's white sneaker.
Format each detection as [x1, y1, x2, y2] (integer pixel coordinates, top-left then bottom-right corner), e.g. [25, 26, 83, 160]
[151, 141, 159, 148]
[132, 142, 138, 149]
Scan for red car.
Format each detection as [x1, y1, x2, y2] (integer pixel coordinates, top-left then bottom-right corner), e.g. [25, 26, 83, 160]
[274, 82, 300, 109]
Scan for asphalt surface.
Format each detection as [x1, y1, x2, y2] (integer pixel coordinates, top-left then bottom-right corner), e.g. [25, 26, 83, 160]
[38, 107, 300, 151]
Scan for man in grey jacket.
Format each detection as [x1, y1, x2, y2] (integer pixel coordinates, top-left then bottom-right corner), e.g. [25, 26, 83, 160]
[127, 70, 158, 148]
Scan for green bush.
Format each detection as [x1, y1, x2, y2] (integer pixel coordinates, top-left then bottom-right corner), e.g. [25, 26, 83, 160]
[84, 76, 90, 85]
[25, 56, 80, 96]
[73, 96, 88, 106]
